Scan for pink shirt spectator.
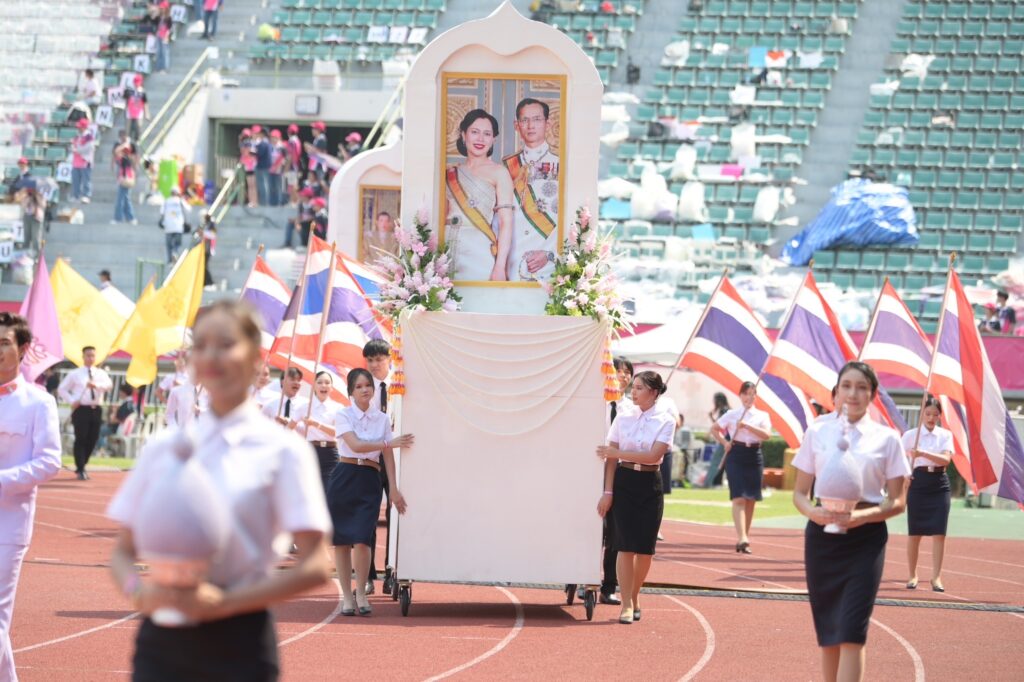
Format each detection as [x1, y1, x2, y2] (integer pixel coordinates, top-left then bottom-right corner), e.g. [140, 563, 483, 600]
[126, 89, 147, 120]
[72, 132, 95, 168]
[287, 135, 302, 171]
[204, 0, 220, 11]
[270, 142, 287, 174]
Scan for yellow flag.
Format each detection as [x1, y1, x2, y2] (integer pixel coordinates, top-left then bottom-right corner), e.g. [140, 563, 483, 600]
[50, 259, 128, 366]
[113, 243, 206, 387]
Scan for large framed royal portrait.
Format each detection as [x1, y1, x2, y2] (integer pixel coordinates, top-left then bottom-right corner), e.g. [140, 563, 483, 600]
[357, 185, 401, 265]
[438, 73, 567, 286]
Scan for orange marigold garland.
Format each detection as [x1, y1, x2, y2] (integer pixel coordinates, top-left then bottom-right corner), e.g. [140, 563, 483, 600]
[602, 338, 621, 402]
[389, 323, 406, 396]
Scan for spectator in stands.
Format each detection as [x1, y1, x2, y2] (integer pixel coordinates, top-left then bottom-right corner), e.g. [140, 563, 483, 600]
[16, 181, 45, 254]
[340, 132, 362, 162]
[269, 129, 286, 207]
[284, 186, 315, 249]
[996, 292, 1016, 335]
[79, 69, 103, 114]
[125, 76, 149, 142]
[980, 303, 1000, 334]
[253, 127, 272, 206]
[99, 384, 136, 453]
[112, 134, 138, 225]
[160, 187, 191, 263]
[286, 124, 303, 206]
[70, 119, 96, 204]
[201, 0, 221, 39]
[626, 59, 641, 85]
[199, 213, 217, 289]
[309, 121, 329, 180]
[311, 198, 328, 242]
[239, 128, 257, 207]
[155, 2, 173, 73]
[5, 158, 32, 199]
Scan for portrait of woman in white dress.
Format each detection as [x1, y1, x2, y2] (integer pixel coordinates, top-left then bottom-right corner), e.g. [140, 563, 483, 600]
[444, 108, 515, 281]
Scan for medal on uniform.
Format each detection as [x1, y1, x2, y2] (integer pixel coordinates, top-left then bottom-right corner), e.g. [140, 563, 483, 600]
[541, 181, 558, 198]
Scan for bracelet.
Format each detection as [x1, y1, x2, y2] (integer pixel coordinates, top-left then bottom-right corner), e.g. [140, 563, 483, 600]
[602, 490, 613, 496]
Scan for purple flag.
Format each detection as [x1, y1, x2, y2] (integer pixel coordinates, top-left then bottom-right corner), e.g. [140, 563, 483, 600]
[18, 256, 64, 382]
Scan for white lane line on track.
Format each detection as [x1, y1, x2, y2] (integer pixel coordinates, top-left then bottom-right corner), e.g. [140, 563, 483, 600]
[422, 587, 525, 682]
[656, 555, 801, 593]
[663, 595, 715, 682]
[35, 521, 115, 542]
[871, 618, 925, 682]
[37, 505, 111, 520]
[279, 578, 344, 646]
[14, 612, 139, 654]
[661, 522, 1024, 588]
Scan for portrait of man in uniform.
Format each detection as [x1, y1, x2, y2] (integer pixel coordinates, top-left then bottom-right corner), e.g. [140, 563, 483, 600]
[439, 74, 565, 285]
[358, 186, 401, 265]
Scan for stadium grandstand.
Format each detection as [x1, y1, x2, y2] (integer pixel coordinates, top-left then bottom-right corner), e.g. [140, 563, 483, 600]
[1, 0, 1021, 336]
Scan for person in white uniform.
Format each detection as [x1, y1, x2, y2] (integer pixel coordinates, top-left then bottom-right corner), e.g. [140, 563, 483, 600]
[710, 381, 773, 554]
[156, 352, 189, 403]
[57, 345, 113, 480]
[251, 362, 280, 409]
[106, 300, 332, 681]
[504, 98, 560, 282]
[165, 378, 208, 428]
[596, 371, 677, 625]
[363, 339, 392, 595]
[262, 367, 306, 427]
[0, 312, 62, 681]
[791, 361, 910, 682]
[298, 372, 341, 490]
[901, 395, 954, 592]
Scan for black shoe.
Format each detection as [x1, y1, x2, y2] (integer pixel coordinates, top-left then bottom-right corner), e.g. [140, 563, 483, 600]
[736, 542, 752, 554]
[364, 581, 375, 596]
[76, 471, 86, 481]
[599, 593, 621, 605]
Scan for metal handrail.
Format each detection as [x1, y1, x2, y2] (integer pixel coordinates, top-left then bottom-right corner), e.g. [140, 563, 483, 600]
[138, 47, 214, 152]
[364, 76, 406, 149]
[141, 79, 203, 158]
[210, 164, 245, 224]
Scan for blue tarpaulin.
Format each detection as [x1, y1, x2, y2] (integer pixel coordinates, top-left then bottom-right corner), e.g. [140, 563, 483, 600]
[782, 179, 919, 266]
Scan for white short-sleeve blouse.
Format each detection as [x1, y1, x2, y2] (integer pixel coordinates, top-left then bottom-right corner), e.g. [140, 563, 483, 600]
[716, 406, 771, 445]
[335, 404, 393, 463]
[792, 415, 911, 504]
[607, 402, 676, 465]
[901, 426, 954, 469]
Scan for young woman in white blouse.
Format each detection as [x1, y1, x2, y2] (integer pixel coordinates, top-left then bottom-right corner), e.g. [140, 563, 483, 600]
[300, 371, 341, 490]
[328, 368, 412, 617]
[902, 396, 954, 592]
[791, 361, 910, 682]
[710, 381, 773, 554]
[107, 301, 332, 681]
[596, 371, 677, 625]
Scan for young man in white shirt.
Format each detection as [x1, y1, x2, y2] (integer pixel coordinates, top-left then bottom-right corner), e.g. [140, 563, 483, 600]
[0, 312, 61, 679]
[363, 339, 392, 595]
[57, 345, 113, 480]
[262, 367, 306, 427]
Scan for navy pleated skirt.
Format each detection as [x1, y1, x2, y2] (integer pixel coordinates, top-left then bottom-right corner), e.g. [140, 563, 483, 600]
[133, 610, 278, 681]
[725, 443, 763, 501]
[327, 461, 383, 546]
[611, 466, 664, 555]
[907, 469, 951, 536]
[804, 520, 887, 646]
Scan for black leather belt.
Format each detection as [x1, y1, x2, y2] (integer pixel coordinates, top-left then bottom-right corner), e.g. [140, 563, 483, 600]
[914, 465, 946, 474]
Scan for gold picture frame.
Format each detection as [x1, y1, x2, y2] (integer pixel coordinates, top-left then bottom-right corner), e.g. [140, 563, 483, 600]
[357, 184, 401, 266]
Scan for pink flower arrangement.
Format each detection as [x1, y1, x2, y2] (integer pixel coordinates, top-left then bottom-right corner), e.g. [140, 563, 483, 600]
[374, 211, 462, 320]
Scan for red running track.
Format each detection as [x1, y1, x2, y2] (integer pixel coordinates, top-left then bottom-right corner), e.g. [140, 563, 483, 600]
[12, 471, 1024, 681]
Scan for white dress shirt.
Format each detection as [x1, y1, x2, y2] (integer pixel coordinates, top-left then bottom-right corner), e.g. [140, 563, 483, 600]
[335, 404, 393, 463]
[716, 406, 771, 446]
[303, 396, 340, 443]
[0, 376, 62, 545]
[261, 394, 307, 422]
[371, 374, 390, 413]
[608, 394, 635, 428]
[158, 371, 188, 394]
[57, 365, 113, 406]
[607, 401, 676, 465]
[107, 401, 332, 590]
[507, 142, 559, 282]
[793, 415, 911, 504]
[252, 383, 282, 409]
[901, 426, 954, 469]
[165, 380, 208, 427]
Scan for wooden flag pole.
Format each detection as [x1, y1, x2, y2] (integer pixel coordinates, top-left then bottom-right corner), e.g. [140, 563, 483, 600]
[663, 267, 729, 387]
[911, 253, 957, 458]
[857, 275, 889, 362]
[276, 240, 316, 420]
[302, 242, 339, 429]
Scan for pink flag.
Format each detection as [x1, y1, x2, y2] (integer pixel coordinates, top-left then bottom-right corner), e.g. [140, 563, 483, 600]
[18, 256, 64, 382]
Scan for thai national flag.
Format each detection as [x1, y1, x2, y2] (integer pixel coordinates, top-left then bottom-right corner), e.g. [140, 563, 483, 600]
[925, 270, 1024, 504]
[268, 238, 384, 404]
[679, 276, 815, 448]
[239, 256, 291, 356]
[339, 251, 384, 300]
[763, 271, 907, 431]
[860, 279, 975, 488]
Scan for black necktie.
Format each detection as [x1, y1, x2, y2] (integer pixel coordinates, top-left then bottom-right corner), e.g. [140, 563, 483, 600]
[284, 398, 291, 418]
[610, 400, 617, 424]
[380, 382, 388, 414]
[87, 368, 96, 402]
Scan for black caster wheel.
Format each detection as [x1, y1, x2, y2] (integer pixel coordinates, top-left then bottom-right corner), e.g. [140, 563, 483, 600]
[564, 584, 577, 605]
[399, 585, 411, 616]
[584, 590, 596, 621]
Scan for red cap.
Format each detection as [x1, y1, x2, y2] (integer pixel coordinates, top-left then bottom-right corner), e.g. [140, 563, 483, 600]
[17, 157, 28, 165]
[270, 129, 282, 138]
[241, 127, 252, 135]
[134, 74, 144, 85]
[300, 187, 315, 198]
[159, 1, 170, 8]
[251, 125, 262, 134]
[345, 131, 362, 143]
[312, 197, 327, 209]
[311, 121, 326, 131]
[287, 123, 299, 134]
[984, 302, 998, 310]
[76, 118, 90, 129]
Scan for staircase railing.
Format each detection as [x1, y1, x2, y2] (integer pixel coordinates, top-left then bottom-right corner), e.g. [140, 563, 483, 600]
[209, 164, 245, 225]
[363, 76, 406, 150]
[138, 47, 214, 157]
